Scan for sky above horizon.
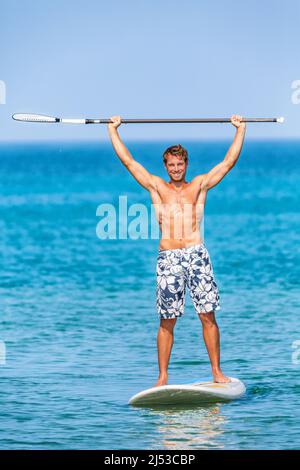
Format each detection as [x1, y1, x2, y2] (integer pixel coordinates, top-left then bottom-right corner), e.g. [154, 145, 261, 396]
[0, 0, 299, 142]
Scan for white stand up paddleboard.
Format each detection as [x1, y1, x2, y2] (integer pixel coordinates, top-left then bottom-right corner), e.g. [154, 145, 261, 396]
[129, 377, 246, 406]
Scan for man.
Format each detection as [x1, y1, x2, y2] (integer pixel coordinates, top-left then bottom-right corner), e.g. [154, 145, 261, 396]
[108, 115, 246, 386]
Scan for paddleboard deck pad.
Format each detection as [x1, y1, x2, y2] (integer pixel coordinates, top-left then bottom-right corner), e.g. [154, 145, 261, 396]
[129, 377, 246, 406]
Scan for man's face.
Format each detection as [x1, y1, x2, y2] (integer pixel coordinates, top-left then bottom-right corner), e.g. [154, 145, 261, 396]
[164, 154, 188, 182]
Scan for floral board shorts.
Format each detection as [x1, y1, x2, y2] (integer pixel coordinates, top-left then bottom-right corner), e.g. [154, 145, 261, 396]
[156, 243, 220, 319]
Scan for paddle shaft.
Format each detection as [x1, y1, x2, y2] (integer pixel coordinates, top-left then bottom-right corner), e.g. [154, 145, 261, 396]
[87, 117, 279, 124]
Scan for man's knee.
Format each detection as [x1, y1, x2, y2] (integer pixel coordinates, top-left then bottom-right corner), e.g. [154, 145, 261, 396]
[198, 311, 217, 326]
[159, 318, 177, 331]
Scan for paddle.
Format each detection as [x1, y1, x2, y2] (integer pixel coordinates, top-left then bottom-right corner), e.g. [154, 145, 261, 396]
[12, 114, 285, 125]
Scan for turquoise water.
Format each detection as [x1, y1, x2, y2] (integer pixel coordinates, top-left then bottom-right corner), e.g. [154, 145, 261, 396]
[0, 139, 299, 449]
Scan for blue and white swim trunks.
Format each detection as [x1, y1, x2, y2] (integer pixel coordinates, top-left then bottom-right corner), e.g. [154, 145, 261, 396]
[156, 244, 220, 319]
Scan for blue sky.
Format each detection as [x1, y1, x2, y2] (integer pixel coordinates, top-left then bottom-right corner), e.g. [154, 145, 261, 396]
[0, 0, 299, 141]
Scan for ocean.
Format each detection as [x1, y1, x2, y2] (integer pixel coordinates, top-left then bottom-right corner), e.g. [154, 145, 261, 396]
[0, 138, 299, 449]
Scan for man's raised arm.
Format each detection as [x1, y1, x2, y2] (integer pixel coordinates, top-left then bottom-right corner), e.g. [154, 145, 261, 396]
[107, 115, 157, 192]
[197, 115, 246, 191]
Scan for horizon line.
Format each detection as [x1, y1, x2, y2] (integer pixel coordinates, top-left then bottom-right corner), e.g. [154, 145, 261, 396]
[0, 136, 299, 144]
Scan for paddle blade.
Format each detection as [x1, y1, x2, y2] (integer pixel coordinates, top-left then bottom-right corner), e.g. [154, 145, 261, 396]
[12, 113, 59, 123]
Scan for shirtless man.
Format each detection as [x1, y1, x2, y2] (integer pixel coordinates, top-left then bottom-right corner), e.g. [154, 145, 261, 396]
[108, 115, 246, 386]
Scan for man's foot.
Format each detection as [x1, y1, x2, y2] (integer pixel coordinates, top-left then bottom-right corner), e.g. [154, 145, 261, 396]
[154, 374, 168, 387]
[212, 369, 231, 383]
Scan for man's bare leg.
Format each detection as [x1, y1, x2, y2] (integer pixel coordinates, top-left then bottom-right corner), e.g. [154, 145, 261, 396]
[155, 318, 177, 387]
[198, 311, 230, 383]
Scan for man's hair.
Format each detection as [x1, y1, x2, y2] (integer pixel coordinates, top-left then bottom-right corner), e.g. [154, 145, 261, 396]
[163, 144, 188, 164]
